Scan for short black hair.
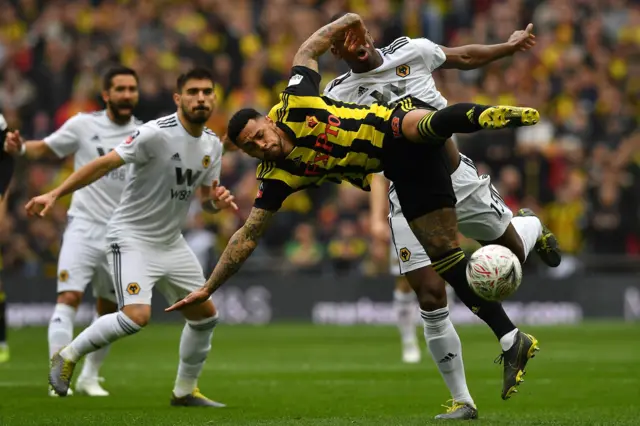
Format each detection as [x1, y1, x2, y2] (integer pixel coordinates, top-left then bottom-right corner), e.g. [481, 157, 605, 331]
[227, 108, 262, 145]
[102, 66, 138, 91]
[176, 67, 215, 92]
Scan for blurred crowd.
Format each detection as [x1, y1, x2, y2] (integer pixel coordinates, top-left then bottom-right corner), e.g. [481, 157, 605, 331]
[0, 0, 639, 278]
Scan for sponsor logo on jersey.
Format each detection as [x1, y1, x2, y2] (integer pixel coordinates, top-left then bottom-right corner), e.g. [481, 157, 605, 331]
[127, 282, 140, 295]
[288, 74, 304, 87]
[59, 270, 69, 282]
[357, 86, 368, 96]
[391, 116, 401, 138]
[304, 115, 340, 176]
[175, 168, 202, 186]
[124, 129, 140, 144]
[306, 116, 318, 129]
[91, 134, 100, 142]
[399, 247, 411, 262]
[171, 153, 181, 161]
[396, 64, 410, 77]
[202, 155, 211, 168]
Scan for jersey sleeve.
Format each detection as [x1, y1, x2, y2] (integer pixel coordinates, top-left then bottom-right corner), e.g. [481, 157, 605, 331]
[203, 141, 223, 185]
[412, 38, 447, 72]
[282, 66, 322, 97]
[253, 179, 294, 211]
[114, 125, 156, 165]
[43, 114, 84, 158]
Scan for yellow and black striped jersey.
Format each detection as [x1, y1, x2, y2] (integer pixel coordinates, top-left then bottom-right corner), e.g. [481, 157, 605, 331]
[254, 66, 396, 211]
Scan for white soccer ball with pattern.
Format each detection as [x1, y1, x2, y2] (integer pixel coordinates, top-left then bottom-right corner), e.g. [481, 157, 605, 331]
[466, 245, 523, 302]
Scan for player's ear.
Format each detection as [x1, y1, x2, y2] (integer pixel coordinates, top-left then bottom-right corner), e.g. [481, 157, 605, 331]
[330, 45, 340, 58]
[173, 92, 180, 107]
[101, 90, 109, 104]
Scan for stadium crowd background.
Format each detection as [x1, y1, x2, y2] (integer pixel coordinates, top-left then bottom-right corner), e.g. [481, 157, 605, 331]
[0, 0, 638, 279]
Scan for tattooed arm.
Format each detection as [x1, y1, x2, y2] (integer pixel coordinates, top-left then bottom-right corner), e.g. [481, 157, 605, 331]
[203, 207, 274, 293]
[293, 13, 365, 72]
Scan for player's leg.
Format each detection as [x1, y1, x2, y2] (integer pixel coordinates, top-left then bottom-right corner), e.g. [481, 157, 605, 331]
[389, 210, 476, 419]
[454, 158, 542, 398]
[397, 101, 539, 147]
[388, 234, 420, 363]
[0, 277, 8, 364]
[392, 277, 420, 363]
[162, 239, 224, 407]
[50, 241, 156, 396]
[75, 265, 118, 396]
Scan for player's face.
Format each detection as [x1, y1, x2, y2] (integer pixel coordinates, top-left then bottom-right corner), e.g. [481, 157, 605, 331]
[104, 75, 139, 122]
[331, 31, 377, 69]
[177, 79, 216, 124]
[237, 117, 285, 161]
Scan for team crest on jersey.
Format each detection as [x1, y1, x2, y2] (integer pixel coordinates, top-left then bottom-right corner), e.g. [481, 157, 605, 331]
[396, 64, 410, 78]
[391, 116, 401, 138]
[399, 247, 411, 262]
[125, 129, 140, 145]
[59, 270, 69, 282]
[202, 155, 211, 168]
[306, 116, 319, 129]
[127, 282, 140, 295]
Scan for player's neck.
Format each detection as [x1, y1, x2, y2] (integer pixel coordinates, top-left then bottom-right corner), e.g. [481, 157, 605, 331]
[106, 109, 130, 126]
[276, 128, 295, 156]
[177, 110, 205, 137]
[350, 51, 384, 74]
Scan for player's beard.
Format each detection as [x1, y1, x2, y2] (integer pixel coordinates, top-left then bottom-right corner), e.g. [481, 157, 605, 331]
[107, 100, 135, 124]
[182, 103, 211, 124]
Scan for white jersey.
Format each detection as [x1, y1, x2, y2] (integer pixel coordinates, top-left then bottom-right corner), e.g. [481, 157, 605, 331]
[44, 110, 142, 225]
[323, 36, 448, 214]
[323, 36, 447, 109]
[107, 113, 222, 245]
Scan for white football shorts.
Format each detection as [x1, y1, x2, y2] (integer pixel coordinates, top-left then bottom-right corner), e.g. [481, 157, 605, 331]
[56, 216, 117, 302]
[106, 236, 207, 308]
[389, 154, 513, 275]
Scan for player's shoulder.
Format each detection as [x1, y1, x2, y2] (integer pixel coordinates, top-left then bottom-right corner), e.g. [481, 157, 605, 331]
[68, 110, 106, 125]
[147, 113, 178, 129]
[132, 115, 144, 126]
[203, 127, 223, 153]
[379, 36, 412, 56]
[324, 71, 353, 94]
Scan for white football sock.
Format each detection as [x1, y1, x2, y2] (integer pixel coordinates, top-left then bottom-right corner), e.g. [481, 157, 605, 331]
[173, 315, 219, 398]
[421, 307, 474, 406]
[61, 311, 140, 363]
[393, 290, 418, 345]
[499, 328, 519, 351]
[511, 216, 543, 262]
[78, 314, 111, 380]
[48, 303, 77, 359]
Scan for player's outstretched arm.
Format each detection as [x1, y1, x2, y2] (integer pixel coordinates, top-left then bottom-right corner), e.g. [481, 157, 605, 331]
[4, 130, 57, 159]
[25, 150, 125, 217]
[293, 12, 367, 71]
[166, 207, 275, 312]
[439, 24, 536, 70]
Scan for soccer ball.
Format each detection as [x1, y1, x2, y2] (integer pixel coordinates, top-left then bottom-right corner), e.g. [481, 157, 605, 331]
[466, 245, 523, 302]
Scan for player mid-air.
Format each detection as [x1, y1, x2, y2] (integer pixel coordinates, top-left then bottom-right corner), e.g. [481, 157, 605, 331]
[27, 67, 236, 407]
[3, 66, 142, 395]
[323, 15, 560, 418]
[0, 113, 13, 364]
[166, 13, 540, 418]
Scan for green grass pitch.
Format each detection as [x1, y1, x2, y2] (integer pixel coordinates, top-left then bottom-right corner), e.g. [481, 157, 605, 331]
[0, 323, 638, 425]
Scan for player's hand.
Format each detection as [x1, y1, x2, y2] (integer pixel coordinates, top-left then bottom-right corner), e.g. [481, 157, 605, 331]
[4, 130, 24, 155]
[165, 287, 211, 312]
[344, 20, 368, 53]
[508, 23, 536, 52]
[25, 191, 58, 217]
[211, 179, 238, 211]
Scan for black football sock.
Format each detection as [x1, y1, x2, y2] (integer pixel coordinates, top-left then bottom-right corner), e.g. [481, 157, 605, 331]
[417, 103, 491, 140]
[430, 247, 516, 340]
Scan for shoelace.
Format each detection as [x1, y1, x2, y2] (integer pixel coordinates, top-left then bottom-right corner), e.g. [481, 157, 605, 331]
[440, 399, 465, 413]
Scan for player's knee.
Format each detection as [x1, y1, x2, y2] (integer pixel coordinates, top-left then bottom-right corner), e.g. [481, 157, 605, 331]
[405, 267, 447, 311]
[56, 291, 83, 308]
[95, 297, 118, 316]
[121, 304, 151, 327]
